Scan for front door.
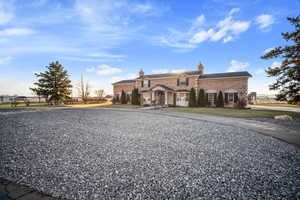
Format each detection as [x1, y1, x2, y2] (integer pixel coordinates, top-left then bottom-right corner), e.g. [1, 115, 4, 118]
[156, 91, 165, 105]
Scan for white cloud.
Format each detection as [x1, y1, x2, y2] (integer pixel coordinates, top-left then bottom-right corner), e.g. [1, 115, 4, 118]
[255, 68, 265, 75]
[0, 0, 15, 25]
[256, 14, 275, 29]
[89, 52, 127, 59]
[159, 8, 250, 51]
[227, 60, 249, 72]
[86, 64, 122, 75]
[223, 35, 233, 43]
[228, 8, 240, 16]
[194, 14, 205, 26]
[0, 56, 13, 64]
[190, 29, 214, 43]
[61, 57, 104, 62]
[152, 69, 186, 74]
[0, 28, 36, 36]
[130, 3, 153, 14]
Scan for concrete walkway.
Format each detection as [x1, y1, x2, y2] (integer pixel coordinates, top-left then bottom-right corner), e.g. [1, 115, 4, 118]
[0, 178, 59, 200]
[250, 105, 300, 113]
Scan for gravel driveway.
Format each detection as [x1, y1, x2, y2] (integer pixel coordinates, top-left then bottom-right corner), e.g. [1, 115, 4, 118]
[1, 108, 300, 199]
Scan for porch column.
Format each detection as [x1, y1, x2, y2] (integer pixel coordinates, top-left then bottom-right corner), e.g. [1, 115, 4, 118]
[152, 91, 155, 105]
[165, 91, 168, 105]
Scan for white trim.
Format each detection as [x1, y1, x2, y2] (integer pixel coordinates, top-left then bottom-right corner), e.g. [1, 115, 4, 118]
[224, 89, 238, 93]
[206, 89, 217, 93]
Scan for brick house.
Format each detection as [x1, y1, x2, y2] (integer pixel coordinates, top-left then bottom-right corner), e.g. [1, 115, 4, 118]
[112, 64, 252, 107]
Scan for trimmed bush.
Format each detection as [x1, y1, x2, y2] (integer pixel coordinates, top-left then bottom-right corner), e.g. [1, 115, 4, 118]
[120, 90, 127, 104]
[131, 88, 140, 105]
[189, 88, 197, 107]
[216, 91, 224, 107]
[197, 89, 206, 107]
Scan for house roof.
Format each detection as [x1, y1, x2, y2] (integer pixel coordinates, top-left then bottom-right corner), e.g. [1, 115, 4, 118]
[112, 79, 135, 85]
[199, 71, 252, 79]
[138, 70, 202, 79]
[113, 71, 252, 85]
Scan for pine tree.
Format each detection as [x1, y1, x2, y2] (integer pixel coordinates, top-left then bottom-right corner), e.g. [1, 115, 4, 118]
[197, 89, 206, 107]
[216, 91, 224, 107]
[261, 15, 300, 103]
[189, 88, 196, 107]
[31, 61, 72, 105]
[121, 90, 127, 104]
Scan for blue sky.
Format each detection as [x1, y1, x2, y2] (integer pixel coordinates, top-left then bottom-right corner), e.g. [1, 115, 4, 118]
[0, 0, 298, 96]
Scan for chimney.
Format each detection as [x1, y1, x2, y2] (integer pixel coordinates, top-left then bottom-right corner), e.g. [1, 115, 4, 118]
[139, 69, 144, 77]
[198, 62, 204, 74]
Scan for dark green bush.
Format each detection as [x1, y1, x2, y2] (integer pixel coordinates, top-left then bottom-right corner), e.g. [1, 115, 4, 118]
[216, 91, 224, 107]
[189, 88, 197, 107]
[197, 89, 206, 107]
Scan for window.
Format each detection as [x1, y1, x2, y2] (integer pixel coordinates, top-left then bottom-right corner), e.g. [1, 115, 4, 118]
[177, 77, 188, 86]
[142, 80, 150, 87]
[207, 93, 216, 105]
[225, 92, 238, 103]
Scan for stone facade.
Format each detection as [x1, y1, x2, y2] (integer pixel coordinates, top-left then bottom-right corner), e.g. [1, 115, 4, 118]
[112, 65, 251, 107]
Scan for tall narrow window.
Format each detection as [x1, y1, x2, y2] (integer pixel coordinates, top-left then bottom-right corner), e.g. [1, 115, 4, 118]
[143, 80, 150, 87]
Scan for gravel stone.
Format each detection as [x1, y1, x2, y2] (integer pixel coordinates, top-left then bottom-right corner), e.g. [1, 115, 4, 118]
[1, 108, 300, 199]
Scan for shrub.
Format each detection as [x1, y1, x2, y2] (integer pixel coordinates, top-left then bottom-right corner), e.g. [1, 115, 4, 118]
[197, 89, 206, 107]
[216, 91, 224, 107]
[25, 100, 30, 107]
[112, 97, 117, 104]
[189, 88, 197, 107]
[120, 90, 127, 104]
[116, 95, 120, 103]
[235, 97, 247, 109]
[11, 101, 18, 107]
[131, 88, 140, 105]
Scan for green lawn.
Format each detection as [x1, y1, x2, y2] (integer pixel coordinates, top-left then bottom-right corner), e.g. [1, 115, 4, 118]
[99, 104, 142, 109]
[254, 103, 300, 107]
[163, 107, 300, 118]
[0, 103, 49, 108]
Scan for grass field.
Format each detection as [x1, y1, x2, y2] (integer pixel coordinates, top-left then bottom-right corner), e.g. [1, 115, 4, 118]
[0, 103, 48, 108]
[254, 103, 300, 107]
[163, 107, 300, 118]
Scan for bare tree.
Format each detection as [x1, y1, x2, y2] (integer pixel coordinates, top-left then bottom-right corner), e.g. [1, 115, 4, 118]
[95, 89, 105, 98]
[77, 74, 90, 102]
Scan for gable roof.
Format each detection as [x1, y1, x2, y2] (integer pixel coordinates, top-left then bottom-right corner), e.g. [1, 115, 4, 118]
[138, 70, 202, 79]
[112, 71, 252, 84]
[112, 79, 135, 85]
[199, 71, 252, 79]
[150, 84, 174, 91]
